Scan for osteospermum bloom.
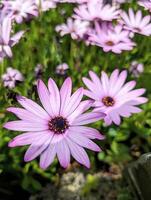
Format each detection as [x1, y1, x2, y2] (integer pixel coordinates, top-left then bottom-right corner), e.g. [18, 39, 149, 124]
[120, 8, 151, 36]
[4, 78, 105, 169]
[56, 18, 89, 40]
[89, 22, 135, 54]
[73, 0, 120, 22]
[2, 0, 38, 23]
[82, 70, 148, 125]
[2, 67, 24, 88]
[56, 63, 69, 75]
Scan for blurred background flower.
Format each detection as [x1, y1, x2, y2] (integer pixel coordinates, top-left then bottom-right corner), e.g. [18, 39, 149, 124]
[1, 67, 24, 88]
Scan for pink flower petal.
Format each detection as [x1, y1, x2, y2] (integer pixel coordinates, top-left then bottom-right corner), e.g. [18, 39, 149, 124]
[37, 80, 54, 117]
[8, 131, 53, 147]
[89, 71, 102, 89]
[63, 87, 83, 117]
[2, 17, 11, 44]
[69, 126, 105, 140]
[72, 112, 106, 125]
[67, 100, 93, 123]
[66, 137, 90, 168]
[7, 107, 47, 123]
[48, 78, 61, 116]
[60, 77, 72, 115]
[17, 96, 50, 120]
[24, 134, 51, 162]
[4, 121, 48, 132]
[111, 70, 127, 95]
[40, 144, 56, 169]
[110, 111, 121, 125]
[101, 71, 110, 95]
[56, 139, 70, 168]
[68, 129, 101, 152]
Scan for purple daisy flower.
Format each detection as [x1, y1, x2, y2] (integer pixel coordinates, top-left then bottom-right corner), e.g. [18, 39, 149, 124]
[56, 18, 89, 40]
[2, 67, 24, 89]
[88, 22, 135, 54]
[4, 77, 105, 169]
[2, 0, 38, 24]
[73, 0, 120, 22]
[82, 69, 148, 126]
[120, 8, 151, 36]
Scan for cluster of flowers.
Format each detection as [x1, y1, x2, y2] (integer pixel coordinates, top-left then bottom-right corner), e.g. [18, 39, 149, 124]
[0, 0, 57, 62]
[1, 0, 151, 63]
[56, 0, 151, 53]
[0, 0, 149, 170]
[4, 69, 147, 169]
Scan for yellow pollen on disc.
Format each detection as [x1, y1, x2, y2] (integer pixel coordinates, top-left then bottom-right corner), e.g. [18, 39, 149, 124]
[102, 96, 115, 107]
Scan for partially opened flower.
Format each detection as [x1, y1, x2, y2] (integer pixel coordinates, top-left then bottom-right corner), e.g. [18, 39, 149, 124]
[129, 61, 144, 78]
[120, 8, 151, 36]
[2, 67, 24, 89]
[4, 77, 105, 169]
[83, 69, 148, 126]
[56, 63, 69, 75]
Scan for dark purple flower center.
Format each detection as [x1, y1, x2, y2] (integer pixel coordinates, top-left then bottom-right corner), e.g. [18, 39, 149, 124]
[49, 116, 69, 134]
[102, 96, 115, 107]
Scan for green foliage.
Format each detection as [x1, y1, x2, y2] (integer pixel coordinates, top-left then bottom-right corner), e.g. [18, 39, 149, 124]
[81, 174, 100, 196]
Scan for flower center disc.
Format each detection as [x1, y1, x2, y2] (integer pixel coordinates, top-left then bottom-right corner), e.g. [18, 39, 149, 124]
[105, 41, 114, 46]
[49, 116, 69, 134]
[102, 96, 115, 107]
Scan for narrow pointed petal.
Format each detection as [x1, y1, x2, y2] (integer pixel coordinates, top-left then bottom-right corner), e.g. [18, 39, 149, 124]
[24, 134, 51, 162]
[60, 77, 72, 115]
[37, 80, 53, 116]
[17, 96, 50, 120]
[68, 129, 101, 152]
[72, 112, 106, 125]
[4, 121, 48, 132]
[68, 100, 93, 123]
[48, 78, 61, 116]
[66, 137, 90, 168]
[40, 144, 56, 169]
[8, 131, 53, 147]
[69, 126, 105, 140]
[63, 88, 84, 117]
[2, 18, 11, 44]
[56, 139, 70, 168]
[7, 107, 47, 123]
